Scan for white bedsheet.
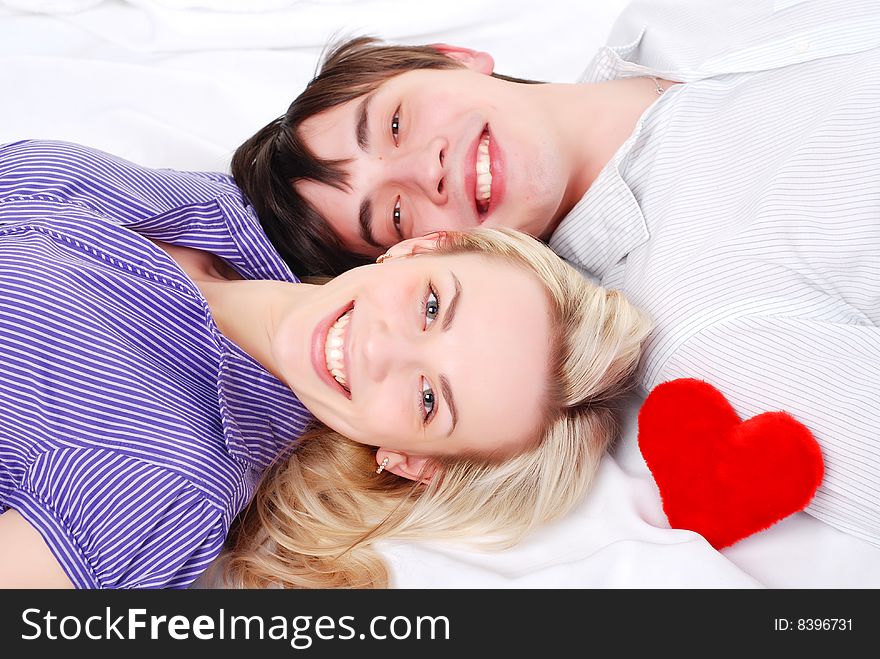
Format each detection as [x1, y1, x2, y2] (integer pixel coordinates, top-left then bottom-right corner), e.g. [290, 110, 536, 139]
[2, 0, 878, 589]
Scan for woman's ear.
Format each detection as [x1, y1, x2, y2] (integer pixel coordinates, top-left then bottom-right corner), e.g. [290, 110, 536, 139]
[428, 43, 495, 75]
[378, 231, 447, 262]
[376, 449, 437, 485]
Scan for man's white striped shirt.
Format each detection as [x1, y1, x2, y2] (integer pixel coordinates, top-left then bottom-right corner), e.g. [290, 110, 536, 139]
[550, 0, 880, 545]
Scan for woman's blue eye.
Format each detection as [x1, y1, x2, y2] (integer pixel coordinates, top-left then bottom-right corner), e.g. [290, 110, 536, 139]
[421, 377, 435, 422]
[419, 284, 439, 423]
[391, 108, 400, 145]
[425, 289, 439, 326]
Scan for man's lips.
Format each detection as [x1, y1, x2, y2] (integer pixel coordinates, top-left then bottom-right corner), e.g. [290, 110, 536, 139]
[485, 126, 504, 216]
[463, 123, 503, 224]
[463, 124, 484, 224]
[311, 300, 354, 400]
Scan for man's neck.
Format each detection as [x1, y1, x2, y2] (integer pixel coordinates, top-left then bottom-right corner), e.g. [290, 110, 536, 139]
[534, 76, 673, 233]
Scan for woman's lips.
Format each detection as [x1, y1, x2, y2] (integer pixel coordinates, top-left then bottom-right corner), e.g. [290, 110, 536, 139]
[311, 300, 354, 400]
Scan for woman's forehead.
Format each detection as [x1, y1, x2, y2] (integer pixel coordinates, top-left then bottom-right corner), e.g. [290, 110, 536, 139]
[429, 254, 552, 452]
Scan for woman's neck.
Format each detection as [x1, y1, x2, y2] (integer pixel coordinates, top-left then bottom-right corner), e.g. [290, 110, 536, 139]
[150, 239, 310, 382]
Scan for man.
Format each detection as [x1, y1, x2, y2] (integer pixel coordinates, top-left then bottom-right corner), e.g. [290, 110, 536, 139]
[232, 0, 880, 548]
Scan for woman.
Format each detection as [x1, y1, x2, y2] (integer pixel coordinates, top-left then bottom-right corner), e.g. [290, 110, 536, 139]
[0, 140, 651, 588]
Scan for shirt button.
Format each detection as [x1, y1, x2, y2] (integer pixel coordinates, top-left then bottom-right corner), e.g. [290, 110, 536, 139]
[794, 40, 811, 55]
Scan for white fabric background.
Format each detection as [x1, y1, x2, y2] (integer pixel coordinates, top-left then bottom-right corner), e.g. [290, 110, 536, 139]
[2, 0, 878, 588]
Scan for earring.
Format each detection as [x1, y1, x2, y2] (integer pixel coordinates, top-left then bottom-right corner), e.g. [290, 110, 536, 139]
[376, 252, 391, 264]
[375, 457, 389, 474]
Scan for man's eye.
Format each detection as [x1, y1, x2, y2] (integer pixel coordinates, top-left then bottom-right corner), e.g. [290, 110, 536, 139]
[391, 107, 400, 146]
[393, 197, 402, 236]
[420, 376, 435, 422]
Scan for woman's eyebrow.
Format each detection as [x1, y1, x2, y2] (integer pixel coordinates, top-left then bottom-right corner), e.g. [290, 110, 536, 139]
[441, 272, 462, 437]
[441, 374, 458, 437]
[442, 272, 462, 331]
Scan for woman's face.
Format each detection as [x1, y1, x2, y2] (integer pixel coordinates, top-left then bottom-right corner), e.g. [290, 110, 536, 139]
[272, 249, 551, 464]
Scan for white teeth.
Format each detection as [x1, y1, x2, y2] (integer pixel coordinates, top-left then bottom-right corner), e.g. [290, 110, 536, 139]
[324, 308, 352, 390]
[476, 133, 492, 204]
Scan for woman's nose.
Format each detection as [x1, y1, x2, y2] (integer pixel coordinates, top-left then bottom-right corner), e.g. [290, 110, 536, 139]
[363, 316, 413, 382]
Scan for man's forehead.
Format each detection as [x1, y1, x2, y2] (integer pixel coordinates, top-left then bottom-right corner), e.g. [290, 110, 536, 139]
[298, 101, 358, 153]
[294, 176, 377, 256]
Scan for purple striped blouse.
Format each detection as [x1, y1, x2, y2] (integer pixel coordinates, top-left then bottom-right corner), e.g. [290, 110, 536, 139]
[0, 140, 314, 588]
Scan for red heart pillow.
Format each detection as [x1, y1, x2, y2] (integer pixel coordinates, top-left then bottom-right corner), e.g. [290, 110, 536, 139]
[637, 378, 824, 549]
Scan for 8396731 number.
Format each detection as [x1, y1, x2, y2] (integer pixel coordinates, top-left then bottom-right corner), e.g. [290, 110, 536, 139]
[773, 618, 852, 631]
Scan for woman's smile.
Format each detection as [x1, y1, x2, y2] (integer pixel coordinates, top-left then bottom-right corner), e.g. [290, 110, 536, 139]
[325, 307, 353, 392]
[311, 300, 355, 400]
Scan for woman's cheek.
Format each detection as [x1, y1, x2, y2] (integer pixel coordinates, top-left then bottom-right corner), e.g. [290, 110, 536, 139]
[368, 388, 399, 441]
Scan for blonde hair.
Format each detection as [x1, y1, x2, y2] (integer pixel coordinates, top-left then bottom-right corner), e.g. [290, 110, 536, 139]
[221, 228, 652, 588]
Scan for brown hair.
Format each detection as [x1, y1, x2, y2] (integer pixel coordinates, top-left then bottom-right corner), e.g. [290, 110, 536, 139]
[231, 36, 540, 277]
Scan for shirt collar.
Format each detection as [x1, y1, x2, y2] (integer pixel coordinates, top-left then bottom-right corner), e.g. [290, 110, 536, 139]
[549, 30, 666, 280]
[145, 176, 297, 284]
[578, 28, 653, 84]
[549, 154, 649, 281]
[215, 188, 298, 281]
[215, 191, 297, 282]
[578, 26, 715, 85]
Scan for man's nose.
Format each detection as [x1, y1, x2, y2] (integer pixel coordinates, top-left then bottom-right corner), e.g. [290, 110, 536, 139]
[394, 137, 448, 204]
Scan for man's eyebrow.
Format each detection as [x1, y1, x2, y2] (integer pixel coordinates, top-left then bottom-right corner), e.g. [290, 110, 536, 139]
[441, 272, 462, 437]
[355, 93, 382, 249]
[358, 196, 381, 249]
[356, 93, 373, 152]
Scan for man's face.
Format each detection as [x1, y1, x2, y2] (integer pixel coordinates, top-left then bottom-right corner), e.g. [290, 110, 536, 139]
[296, 66, 570, 257]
